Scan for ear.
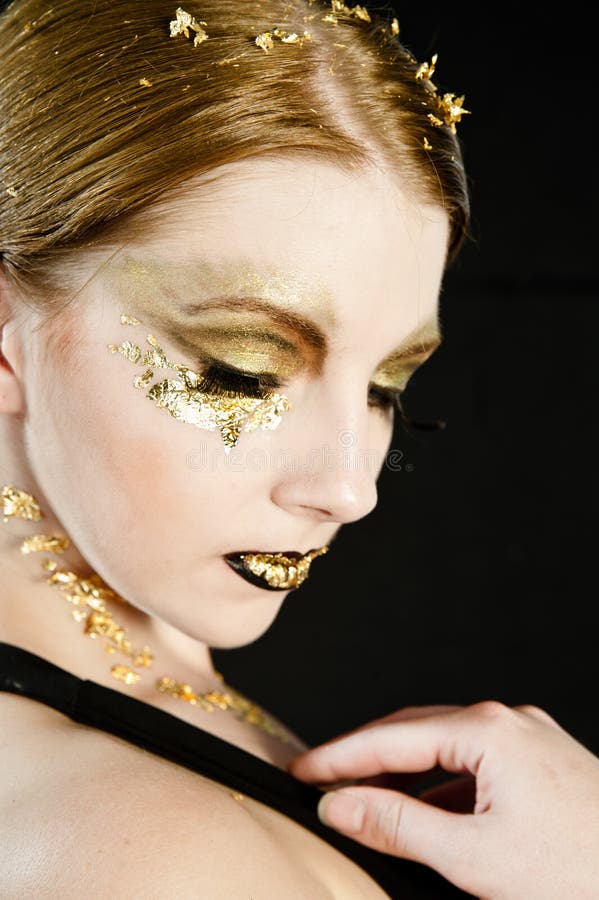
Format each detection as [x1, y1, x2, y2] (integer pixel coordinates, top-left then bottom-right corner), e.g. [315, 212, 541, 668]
[0, 263, 25, 415]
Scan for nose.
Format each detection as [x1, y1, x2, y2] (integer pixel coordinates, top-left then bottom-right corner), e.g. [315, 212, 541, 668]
[270, 406, 381, 525]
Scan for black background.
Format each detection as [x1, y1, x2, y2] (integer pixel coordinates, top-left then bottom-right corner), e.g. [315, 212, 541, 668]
[213, 6, 598, 757]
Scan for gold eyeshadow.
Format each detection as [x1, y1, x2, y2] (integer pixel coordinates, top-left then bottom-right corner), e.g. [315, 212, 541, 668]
[103, 254, 338, 331]
[371, 340, 441, 393]
[156, 317, 306, 381]
[104, 253, 440, 408]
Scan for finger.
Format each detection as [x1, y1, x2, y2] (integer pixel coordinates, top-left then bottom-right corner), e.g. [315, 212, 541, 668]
[288, 705, 486, 783]
[298, 705, 463, 790]
[418, 775, 477, 813]
[514, 703, 564, 731]
[287, 705, 462, 780]
[317, 785, 482, 892]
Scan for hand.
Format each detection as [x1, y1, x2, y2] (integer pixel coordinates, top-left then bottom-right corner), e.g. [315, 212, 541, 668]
[287, 702, 599, 899]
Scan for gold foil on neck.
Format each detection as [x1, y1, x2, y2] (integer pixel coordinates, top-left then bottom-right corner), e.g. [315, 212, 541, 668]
[1, 485, 42, 522]
[108, 319, 291, 453]
[41, 558, 153, 669]
[20, 534, 70, 555]
[111, 664, 142, 685]
[241, 546, 328, 589]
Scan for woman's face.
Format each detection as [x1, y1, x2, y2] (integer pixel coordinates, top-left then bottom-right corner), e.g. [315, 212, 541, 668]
[13, 156, 448, 648]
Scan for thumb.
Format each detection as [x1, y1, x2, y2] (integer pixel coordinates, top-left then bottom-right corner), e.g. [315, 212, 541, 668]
[317, 785, 481, 889]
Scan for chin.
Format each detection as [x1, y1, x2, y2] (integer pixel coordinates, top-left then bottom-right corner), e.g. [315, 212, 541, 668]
[193, 603, 289, 649]
[156, 574, 292, 650]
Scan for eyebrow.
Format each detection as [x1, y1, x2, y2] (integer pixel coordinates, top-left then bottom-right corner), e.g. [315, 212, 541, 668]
[178, 297, 327, 354]
[178, 296, 441, 363]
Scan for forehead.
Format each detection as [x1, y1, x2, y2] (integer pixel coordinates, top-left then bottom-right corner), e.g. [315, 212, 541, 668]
[105, 156, 449, 343]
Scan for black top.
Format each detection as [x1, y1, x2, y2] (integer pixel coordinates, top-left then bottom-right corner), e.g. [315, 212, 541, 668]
[0, 641, 471, 898]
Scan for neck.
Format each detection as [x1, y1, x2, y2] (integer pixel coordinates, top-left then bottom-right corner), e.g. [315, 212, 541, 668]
[0, 506, 218, 692]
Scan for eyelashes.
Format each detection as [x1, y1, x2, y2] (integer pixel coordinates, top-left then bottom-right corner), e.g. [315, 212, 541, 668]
[200, 360, 403, 412]
[195, 361, 282, 398]
[368, 384, 403, 412]
[196, 361, 443, 433]
[369, 386, 446, 433]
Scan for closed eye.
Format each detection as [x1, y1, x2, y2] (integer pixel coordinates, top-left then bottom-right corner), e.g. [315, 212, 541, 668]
[368, 384, 403, 412]
[196, 361, 282, 398]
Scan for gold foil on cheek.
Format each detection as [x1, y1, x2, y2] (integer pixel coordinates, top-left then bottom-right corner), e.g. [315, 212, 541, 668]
[107, 319, 291, 453]
[147, 372, 291, 454]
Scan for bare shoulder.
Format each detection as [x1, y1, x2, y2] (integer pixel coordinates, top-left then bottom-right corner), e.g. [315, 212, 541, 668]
[0, 695, 334, 899]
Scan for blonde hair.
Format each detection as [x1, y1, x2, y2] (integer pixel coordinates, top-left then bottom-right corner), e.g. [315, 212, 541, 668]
[0, 0, 469, 314]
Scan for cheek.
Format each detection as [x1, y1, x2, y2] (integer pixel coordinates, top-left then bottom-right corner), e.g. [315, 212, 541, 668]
[62, 359, 274, 560]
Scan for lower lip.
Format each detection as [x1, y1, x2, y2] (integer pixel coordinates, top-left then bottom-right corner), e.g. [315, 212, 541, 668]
[223, 554, 295, 591]
[223, 551, 303, 592]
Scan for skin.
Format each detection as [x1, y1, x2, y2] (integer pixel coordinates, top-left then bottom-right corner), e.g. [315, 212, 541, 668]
[0, 155, 447, 756]
[2, 156, 597, 897]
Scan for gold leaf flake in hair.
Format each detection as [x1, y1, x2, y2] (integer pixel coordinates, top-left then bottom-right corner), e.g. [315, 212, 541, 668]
[272, 26, 312, 44]
[332, 0, 371, 21]
[390, 17, 399, 36]
[412, 52, 471, 133]
[169, 7, 209, 47]
[435, 93, 471, 133]
[6, 187, 18, 198]
[415, 53, 438, 84]
[254, 28, 312, 52]
[423, 137, 433, 151]
[427, 112, 444, 128]
[255, 32, 274, 52]
[138, 77, 153, 87]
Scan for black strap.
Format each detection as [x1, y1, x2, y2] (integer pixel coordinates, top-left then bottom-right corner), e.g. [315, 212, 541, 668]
[0, 641, 470, 897]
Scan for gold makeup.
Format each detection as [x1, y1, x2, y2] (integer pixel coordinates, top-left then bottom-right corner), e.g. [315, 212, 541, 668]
[169, 7, 209, 47]
[1, 485, 42, 522]
[370, 323, 442, 395]
[224, 547, 329, 591]
[20, 534, 70, 555]
[107, 318, 291, 453]
[103, 255, 338, 332]
[40, 557, 154, 678]
[104, 255, 439, 419]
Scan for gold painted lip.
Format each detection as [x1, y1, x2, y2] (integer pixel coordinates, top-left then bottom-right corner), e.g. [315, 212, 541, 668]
[224, 546, 328, 592]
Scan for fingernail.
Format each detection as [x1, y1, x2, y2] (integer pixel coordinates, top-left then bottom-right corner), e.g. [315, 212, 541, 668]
[317, 790, 365, 834]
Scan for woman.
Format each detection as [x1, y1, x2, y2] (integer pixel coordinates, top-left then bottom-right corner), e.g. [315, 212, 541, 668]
[1, 2, 596, 898]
